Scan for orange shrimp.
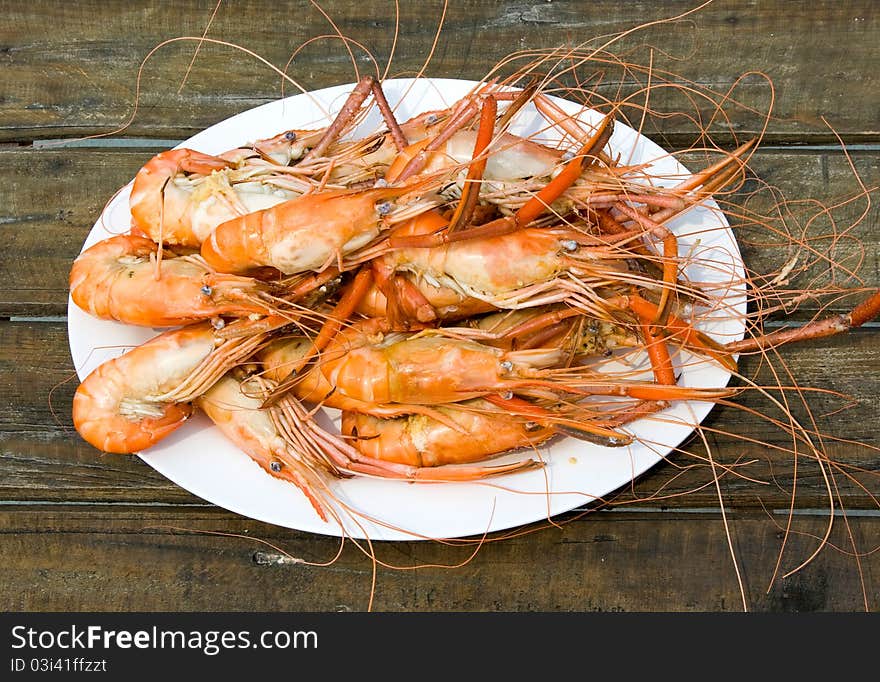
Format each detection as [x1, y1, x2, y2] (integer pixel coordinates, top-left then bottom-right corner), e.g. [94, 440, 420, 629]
[198, 373, 543, 522]
[261, 318, 559, 412]
[260, 318, 731, 444]
[73, 320, 276, 454]
[341, 399, 554, 467]
[69, 234, 281, 327]
[127, 119, 378, 248]
[362, 214, 642, 315]
[384, 95, 649, 222]
[200, 180, 443, 276]
[196, 372, 337, 521]
[129, 147, 310, 248]
[313, 320, 564, 406]
[356, 211, 495, 324]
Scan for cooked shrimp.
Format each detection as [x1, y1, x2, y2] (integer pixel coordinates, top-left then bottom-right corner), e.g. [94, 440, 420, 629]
[314, 320, 564, 406]
[73, 319, 276, 454]
[341, 398, 554, 467]
[128, 119, 376, 248]
[199, 373, 544, 522]
[128, 98, 460, 248]
[262, 318, 560, 413]
[384, 96, 638, 220]
[200, 180, 443, 276]
[129, 147, 310, 248]
[69, 234, 283, 327]
[261, 317, 731, 445]
[363, 215, 643, 316]
[357, 211, 497, 324]
[197, 372, 336, 521]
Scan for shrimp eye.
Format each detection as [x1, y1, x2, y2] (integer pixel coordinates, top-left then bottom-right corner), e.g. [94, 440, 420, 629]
[200, 285, 213, 296]
[375, 201, 394, 216]
[284, 131, 297, 141]
[270, 460, 283, 472]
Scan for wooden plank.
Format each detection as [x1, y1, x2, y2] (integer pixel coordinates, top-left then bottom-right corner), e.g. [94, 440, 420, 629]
[0, 1, 877, 144]
[0, 147, 159, 318]
[3, 320, 878, 511]
[0, 146, 876, 317]
[0, 507, 875, 611]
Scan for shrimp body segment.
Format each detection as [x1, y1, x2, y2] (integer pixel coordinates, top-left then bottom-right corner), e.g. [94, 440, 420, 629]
[377, 223, 630, 312]
[262, 319, 562, 409]
[69, 234, 273, 327]
[323, 332, 560, 405]
[386, 227, 565, 298]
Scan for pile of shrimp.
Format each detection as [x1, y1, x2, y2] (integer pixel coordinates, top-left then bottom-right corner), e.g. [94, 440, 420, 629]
[69, 62, 880, 538]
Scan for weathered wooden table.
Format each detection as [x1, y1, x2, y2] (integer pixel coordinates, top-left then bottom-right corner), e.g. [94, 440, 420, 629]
[1, 1, 877, 611]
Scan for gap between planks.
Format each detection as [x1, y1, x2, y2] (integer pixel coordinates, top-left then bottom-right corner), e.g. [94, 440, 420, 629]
[27, 138, 880, 152]
[0, 500, 877, 518]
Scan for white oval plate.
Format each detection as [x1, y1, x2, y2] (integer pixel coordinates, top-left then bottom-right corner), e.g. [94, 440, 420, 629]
[68, 78, 746, 541]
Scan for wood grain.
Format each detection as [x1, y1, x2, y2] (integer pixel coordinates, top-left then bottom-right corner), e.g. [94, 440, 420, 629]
[0, 146, 876, 317]
[0, 1, 877, 144]
[0, 506, 874, 611]
[3, 320, 877, 511]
